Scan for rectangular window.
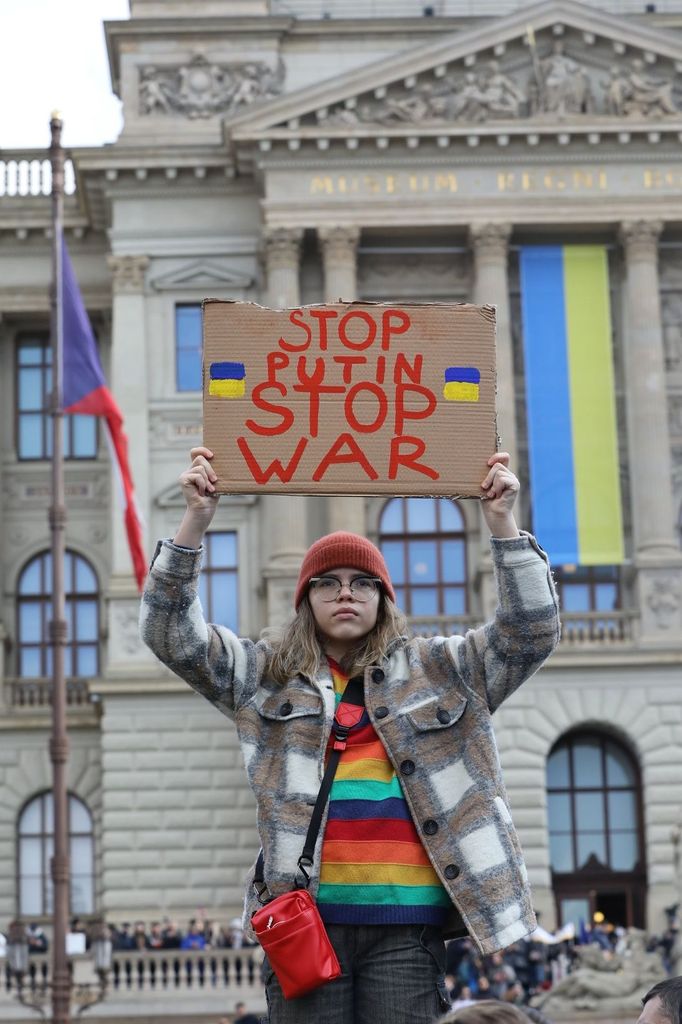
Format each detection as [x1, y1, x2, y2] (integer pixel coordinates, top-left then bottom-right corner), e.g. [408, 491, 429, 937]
[555, 565, 620, 612]
[176, 305, 203, 391]
[16, 336, 98, 460]
[198, 531, 239, 632]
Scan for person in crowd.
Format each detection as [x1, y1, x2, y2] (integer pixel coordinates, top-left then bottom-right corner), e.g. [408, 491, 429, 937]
[141, 446, 560, 1024]
[180, 922, 207, 951]
[636, 977, 682, 1024]
[161, 920, 183, 949]
[113, 922, 136, 951]
[438, 1001, 532, 1024]
[147, 921, 164, 950]
[133, 920, 149, 950]
[233, 1001, 261, 1024]
[26, 922, 48, 953]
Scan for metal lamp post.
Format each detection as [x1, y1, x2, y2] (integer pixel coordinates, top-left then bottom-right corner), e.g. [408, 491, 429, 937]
[6, 919, 112, 1019]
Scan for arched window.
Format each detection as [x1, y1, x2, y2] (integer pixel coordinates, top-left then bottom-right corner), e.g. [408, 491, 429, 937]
[546, 731, 646, 929]
[17, 792, 94, 916]
[379, 498, 467, 617]
[17, 551, 100, 678]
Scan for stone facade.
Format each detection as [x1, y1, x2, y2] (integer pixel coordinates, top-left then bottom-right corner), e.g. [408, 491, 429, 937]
[0, 0, 681, 949]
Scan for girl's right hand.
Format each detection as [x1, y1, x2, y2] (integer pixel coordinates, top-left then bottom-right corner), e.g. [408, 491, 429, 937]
[179, 447, 219, 525]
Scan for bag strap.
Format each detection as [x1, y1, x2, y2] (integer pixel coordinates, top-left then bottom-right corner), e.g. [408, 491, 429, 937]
[253, 672, 366, 900]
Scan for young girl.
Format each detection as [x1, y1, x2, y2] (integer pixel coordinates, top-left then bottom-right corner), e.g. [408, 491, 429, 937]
[141, 447, 560, 1024]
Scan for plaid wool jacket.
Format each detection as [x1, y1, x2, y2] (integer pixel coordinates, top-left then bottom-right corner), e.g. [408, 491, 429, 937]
[140, 531, 560, 954]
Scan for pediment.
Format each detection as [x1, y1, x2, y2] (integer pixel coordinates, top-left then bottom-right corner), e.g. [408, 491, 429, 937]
[150, 260, 254, 292]
[227, 0, 682, 139]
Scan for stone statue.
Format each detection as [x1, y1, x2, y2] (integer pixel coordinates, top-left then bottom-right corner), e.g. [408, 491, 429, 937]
[481, 60, 526, 118]
[603, 65, 632, 116]
[532, 930, 666, 1018]
[623, 59, 678, 117]
[139, 66, 172, 115]
[535, 40, 592, 116]
[138, 55, 285, 119]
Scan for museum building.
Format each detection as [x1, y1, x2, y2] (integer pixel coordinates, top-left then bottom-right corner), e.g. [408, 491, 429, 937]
[0, 0, 681, 948]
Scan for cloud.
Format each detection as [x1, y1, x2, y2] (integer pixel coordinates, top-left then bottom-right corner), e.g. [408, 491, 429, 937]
[0, 0, 129, 149]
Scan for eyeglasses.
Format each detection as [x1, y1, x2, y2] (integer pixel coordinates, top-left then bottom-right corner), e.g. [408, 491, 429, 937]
[308, 575, 381, 602]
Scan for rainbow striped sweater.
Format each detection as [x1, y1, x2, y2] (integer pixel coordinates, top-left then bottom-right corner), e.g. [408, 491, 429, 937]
[317, 658, 451, 926]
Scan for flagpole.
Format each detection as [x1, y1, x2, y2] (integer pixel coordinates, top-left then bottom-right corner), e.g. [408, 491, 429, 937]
[49, 111, 71, 1024]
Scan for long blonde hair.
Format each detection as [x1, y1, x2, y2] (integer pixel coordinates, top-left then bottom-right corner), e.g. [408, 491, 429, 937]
[263, 592, 408, 685]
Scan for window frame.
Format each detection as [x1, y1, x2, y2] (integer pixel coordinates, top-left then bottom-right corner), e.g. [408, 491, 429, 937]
[15, 333, 99, 461]
[17, 550, 100, 679]
[175, 303, 204, 393]
[378, 497, 468, 617]
[16, 791, 95, 919]
[553, 564, 622, 613]
[197, 530, 239, 632]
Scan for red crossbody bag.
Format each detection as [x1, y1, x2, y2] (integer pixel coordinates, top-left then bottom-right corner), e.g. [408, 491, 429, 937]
[251, 674, 365, 999]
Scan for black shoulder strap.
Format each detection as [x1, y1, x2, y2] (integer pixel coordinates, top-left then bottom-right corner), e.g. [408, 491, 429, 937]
[253, 673, 365, 899]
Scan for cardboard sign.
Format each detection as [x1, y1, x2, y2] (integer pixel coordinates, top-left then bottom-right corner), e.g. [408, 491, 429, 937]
[203, 300, 497, 496]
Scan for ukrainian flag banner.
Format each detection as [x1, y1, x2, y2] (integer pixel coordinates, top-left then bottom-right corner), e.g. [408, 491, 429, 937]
[519, 245, 624, 565]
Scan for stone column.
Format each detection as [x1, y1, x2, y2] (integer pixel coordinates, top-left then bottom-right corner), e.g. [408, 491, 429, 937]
[470, 224, 515, 620]
[263, 227, 303, 309]
[105, 254, 151, 676]
[469, 223, 516, 466]
[620, 220, 682, 641]
[318, 226, 366, 537]
[319, 226, 360, 303]
[262, 227, 308, 624]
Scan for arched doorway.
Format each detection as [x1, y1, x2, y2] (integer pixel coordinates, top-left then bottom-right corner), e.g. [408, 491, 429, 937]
[546, 731, 646, 931]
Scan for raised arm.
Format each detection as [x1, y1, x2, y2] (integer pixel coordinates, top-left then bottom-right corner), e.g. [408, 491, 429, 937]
[446, 453, 560, 713]
[139, 447, 263, 718]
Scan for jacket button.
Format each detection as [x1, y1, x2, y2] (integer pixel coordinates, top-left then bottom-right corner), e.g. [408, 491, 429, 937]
[400, 760, 415, 776]
[423, 819, 439, 836]
[280, 702, 293, 716]
[374, 706, 389, 720]
[444, 864, 460, 880]
[437, 709, 451, 725]
[372, 668, 385, 683]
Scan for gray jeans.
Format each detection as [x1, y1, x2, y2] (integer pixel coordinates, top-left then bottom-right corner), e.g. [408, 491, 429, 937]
[263, 923, 451, 1024]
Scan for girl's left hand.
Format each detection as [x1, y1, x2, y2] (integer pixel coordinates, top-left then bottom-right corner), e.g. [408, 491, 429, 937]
[480, 452, 521, 536]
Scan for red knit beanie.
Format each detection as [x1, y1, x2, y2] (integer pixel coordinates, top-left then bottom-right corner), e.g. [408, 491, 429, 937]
[295, 531, 395, 609]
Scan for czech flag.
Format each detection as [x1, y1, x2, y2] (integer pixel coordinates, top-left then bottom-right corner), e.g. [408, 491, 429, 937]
[520, 245, 624, 565]
[62, 238, 146, 590]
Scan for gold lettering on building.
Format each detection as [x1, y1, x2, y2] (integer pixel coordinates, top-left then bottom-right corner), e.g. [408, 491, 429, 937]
[643, 168, 682, 189]
[497, 168, 608, 193]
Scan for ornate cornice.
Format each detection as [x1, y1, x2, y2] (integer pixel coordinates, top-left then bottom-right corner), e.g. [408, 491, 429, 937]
[469, 223, 512, 262]
[620, 219, 664, 261]
[262, 227, 303, 270]
[318, 225, 361, 266]
[107, 255, 150, 294]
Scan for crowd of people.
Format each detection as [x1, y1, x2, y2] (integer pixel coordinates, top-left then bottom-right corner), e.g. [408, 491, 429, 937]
[107, 916, 258, 952]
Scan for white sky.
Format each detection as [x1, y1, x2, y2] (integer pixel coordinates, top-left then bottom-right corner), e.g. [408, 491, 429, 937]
[0, 0, 130, 150]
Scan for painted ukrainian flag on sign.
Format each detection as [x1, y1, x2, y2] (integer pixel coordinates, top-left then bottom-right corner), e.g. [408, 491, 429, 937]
[519, 245, 624, 565]
[209, 361, 246, 398]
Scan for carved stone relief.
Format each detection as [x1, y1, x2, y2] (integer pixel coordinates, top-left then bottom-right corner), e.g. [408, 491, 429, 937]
[644, 575, 681, 630]
[662, 294, 682, 372]
[109, 603, 146, 658]
[670, 396, 682, 437]
[358, 252, 470, 298]
[139, 55, 285, 119]
[315, 40, 680, 127]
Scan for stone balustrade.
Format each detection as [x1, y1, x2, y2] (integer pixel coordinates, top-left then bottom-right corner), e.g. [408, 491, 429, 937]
[1, 948, 264, 1017]
[0, 154, 76, 198]
[408, 609, 636, 646]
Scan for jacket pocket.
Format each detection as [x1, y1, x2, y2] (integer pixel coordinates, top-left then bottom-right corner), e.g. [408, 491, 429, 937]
[406, 695, 467, 732]
[256, 689, 323, 722]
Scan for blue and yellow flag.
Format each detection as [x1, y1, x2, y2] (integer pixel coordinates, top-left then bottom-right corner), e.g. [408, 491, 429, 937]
[209, 361, 246, 398]
[520, 245, 624, 565]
